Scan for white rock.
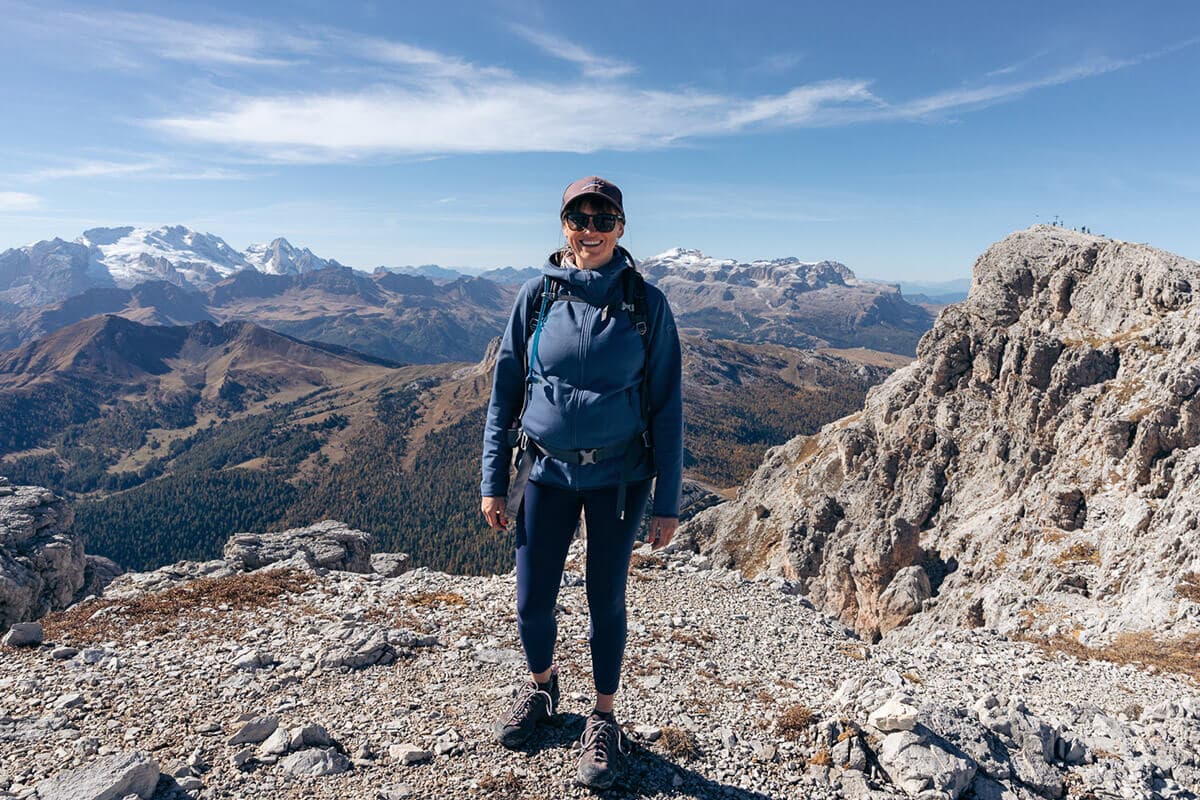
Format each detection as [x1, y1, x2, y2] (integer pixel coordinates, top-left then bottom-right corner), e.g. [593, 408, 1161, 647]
[257, 727, 290, 757]
[868, 698, 919, 732]
[227, 716, 278, 745]
[279, 747, 350, 777]
[2, 622, 42, 647]
[389, 744, 431, 765]
[54, 692, 85, 710]
[33, 751, 159, 800]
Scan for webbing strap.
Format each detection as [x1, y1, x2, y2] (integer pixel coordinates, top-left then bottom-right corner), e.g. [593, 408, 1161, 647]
[526, 276, 552, 385]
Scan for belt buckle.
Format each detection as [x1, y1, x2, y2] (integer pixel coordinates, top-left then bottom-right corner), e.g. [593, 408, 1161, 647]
[578, 449, 597, 466]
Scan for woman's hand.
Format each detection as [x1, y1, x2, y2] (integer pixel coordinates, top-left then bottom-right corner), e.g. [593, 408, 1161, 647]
[648, 516, 678, 550]
[481, 496, 509, 530]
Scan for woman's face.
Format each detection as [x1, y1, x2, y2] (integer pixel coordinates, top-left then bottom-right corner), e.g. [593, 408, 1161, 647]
[562, 199, 624, 269]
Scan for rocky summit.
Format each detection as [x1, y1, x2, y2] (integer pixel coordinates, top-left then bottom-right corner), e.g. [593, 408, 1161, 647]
[1, 512, 1198, 800]
[681, 225, 1200, 647]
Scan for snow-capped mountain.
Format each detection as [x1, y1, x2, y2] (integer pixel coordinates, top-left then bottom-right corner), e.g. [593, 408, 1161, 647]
[375, 264, 467, 281]
[641, 247, 859, 290]
[0, 226, 343, 307]
[244, 238, 342, 276]
[78, 226, 249, 288]
[639, 248, 932, 355]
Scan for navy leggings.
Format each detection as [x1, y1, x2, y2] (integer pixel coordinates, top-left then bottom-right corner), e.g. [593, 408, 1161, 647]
[515, 478, 652, 696]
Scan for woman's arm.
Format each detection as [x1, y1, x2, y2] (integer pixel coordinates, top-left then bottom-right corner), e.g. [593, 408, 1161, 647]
[480, 281, 534, 500]
[645, 287, 683, 519]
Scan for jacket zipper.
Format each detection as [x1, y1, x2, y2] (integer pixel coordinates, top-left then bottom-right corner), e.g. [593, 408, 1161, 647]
[573, 303, 594, 450]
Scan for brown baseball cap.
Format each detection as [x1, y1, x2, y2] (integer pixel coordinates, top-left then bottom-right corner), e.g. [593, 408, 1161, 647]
[560, 176, 624, 217]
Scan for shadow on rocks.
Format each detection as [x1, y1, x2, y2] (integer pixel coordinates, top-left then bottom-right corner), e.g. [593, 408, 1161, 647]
[618, 746, 774, 800]
[516, 711, 591, 755]
[519, 715, 771, 799]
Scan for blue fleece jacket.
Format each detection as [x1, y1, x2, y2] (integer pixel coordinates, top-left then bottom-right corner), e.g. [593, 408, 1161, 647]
[480, 250, 683, 518]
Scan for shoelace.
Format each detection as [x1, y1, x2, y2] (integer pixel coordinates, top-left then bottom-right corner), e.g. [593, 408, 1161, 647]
[504, 683, 553, 726]
[580, 715, 630, 763]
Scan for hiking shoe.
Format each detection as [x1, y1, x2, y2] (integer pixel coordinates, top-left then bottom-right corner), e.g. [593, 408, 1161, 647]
[576, 711, 630, 790]
[492, 671, 560, 748]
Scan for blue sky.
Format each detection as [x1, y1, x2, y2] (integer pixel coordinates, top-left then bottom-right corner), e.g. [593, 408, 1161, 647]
[1, 1, 1197, 280]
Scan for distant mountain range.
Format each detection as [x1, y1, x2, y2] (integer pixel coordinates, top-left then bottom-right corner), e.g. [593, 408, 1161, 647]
[0, 268, 515, 364]
[0, 225, 949, 358]
[641, 248, 935, 355]
[0, 226, 346, 308]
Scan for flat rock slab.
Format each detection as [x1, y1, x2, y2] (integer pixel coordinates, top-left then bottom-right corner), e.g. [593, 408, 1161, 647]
[279, 747, 350, 777]
[3, 621, 43, 646]
[34, 750, 159, 800]
[227, 715, 279, 745]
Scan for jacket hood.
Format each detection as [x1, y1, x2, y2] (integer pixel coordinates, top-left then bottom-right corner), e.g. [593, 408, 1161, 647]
[543, 247, 635, 306]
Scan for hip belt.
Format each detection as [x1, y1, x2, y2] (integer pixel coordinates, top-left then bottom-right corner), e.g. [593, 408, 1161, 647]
[506, 429, 653, 520]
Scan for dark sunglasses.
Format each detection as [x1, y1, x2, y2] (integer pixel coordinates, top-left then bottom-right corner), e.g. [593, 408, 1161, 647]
[562, 211, 624, 233]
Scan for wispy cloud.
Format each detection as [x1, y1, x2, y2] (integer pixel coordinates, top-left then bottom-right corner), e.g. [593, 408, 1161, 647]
[23, 2, 1182, 162]
[25, 159, 163, 180]
[510, 24, 636, 79]
[153, 80, 884, 159]
[884, 57, 1139, 119]
[0, 192, 42, 211]
[149, 28, 1199, 160]
[22, 158, 250, 182]
[749, 52, 805, 75]
[45, 8, 309, 68]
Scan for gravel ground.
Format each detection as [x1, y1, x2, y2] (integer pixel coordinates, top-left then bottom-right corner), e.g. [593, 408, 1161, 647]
[1, 542, 1198, 800]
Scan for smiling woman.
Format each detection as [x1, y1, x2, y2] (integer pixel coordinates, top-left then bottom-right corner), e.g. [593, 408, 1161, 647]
[479, 176, 683, 790]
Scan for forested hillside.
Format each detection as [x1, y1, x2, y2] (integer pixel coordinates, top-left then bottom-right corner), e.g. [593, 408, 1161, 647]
[0, 317, 908, 575]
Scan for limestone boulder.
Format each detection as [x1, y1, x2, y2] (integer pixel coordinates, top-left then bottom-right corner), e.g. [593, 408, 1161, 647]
[0, 481, 85, 628]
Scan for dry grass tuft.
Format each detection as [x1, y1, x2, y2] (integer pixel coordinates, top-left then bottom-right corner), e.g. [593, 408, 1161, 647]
[477, 771, 522, 798]
[669, 629, 716, 648]
[1054, 542, 1100, 566]
[776, 704, 815, 740]
[629, 552, 666, 571]
[659, 726, 701, 760]
[1177, 573, 1200, 603]
[809, 747, 833, 767]
[1021, 631, 1200, 683]
[41, 569, 314, 644]
[838, 642, 869, 660]
[406, 591, 466, 608]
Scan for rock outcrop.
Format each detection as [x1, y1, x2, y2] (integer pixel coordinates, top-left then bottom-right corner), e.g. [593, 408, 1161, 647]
[0, 480, 85, 630]
[222, 520, 373, 574]
[682, 226, 1200, 642]
[100, 520, 399, 601]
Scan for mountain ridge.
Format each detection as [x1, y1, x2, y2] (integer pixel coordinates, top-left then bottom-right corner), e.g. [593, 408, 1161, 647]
[680, 225, 1200, 647]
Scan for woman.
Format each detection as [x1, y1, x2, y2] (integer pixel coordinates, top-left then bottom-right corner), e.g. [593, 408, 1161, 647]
[480, 176, 683, 789]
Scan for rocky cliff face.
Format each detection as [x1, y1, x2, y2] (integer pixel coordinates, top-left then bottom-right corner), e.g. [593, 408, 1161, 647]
[681, 226, 1200, 644]
[0, 480, 86, 629]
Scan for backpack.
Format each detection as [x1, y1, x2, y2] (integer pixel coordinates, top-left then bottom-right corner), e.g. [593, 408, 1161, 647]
[508, 250, 654, 519]
[523, 258, 652, 425]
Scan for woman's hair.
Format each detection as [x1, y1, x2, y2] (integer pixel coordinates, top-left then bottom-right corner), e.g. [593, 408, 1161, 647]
[558, 196, 624, 265]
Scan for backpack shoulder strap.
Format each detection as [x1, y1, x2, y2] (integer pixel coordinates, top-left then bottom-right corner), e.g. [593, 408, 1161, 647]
[619, 266, 654, 428]
[620, 267, 650, 338]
